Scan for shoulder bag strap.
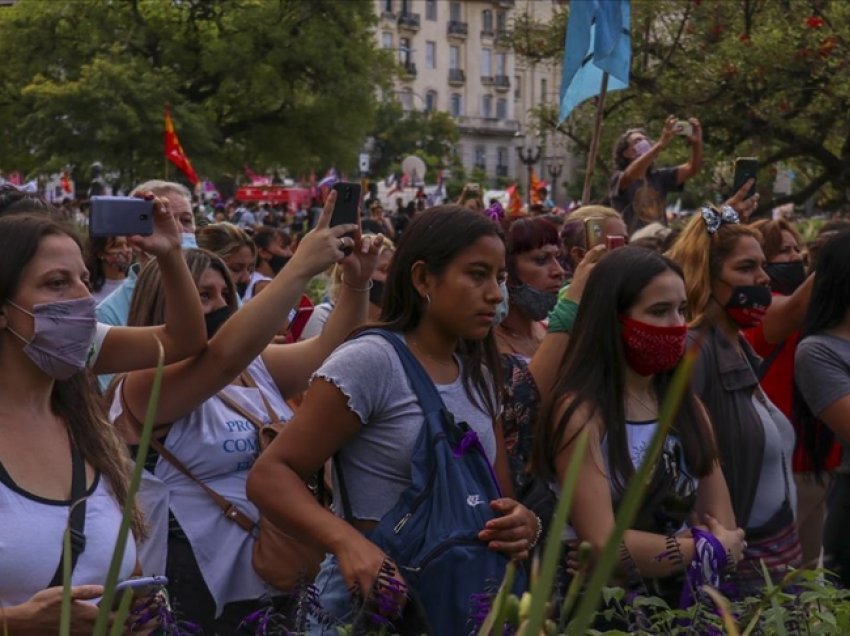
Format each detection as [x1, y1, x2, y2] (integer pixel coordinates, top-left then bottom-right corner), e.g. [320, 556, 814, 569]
[48, 439, 87, 588]
[235, 369, 281, 424]
[148, 437, 256, 533]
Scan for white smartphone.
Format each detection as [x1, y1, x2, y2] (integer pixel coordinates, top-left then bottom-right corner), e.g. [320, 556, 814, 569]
[101, 575, 168, 609]
[674, 120, 693, 137]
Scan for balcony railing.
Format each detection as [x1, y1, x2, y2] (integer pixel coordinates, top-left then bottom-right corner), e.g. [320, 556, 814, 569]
[493, 0, 516, 7]
[402, 62, 417, 78]
[397, 12, 420, 30]
[448, 68, 466, 85]
[447, 20, 468, 37]
[457, 116, 520, 135]
[380, 10, 396, 21]
[481, 75, 494, 85]
[494, 74, 510, 90]
[481, 27, 495, 38]
[495, 30, 510, 46]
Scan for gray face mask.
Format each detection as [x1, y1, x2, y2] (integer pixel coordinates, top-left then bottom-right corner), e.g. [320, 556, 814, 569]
[5, 296, 97, 380]
[508, 283, 558, 322]
[493, 281, 509, 326]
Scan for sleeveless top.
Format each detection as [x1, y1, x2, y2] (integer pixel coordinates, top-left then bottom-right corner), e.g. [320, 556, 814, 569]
[243, 271, 272, 302]
[0, 467, 136, 607]
[109, 355, 293, 616]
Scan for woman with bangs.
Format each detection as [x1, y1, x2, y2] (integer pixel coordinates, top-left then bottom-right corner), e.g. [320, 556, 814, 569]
[668, 206, 802, 591]
[196, 222, 257, 301]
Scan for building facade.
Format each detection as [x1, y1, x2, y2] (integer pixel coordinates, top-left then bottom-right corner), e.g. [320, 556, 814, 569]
[375, 0, 575, 195]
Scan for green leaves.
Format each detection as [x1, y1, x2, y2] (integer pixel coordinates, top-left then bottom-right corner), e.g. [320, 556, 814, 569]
[0, 0, 390, 182]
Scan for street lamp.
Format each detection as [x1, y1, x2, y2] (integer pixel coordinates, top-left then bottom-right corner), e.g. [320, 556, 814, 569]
[515, 132, 541, 208]
[546, 161, 563, 204]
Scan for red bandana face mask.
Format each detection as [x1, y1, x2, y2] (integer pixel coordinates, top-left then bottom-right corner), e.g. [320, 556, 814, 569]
[619, 315, 688, 377]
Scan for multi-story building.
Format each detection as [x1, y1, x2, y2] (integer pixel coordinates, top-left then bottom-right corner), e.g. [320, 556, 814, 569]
[375, 0, 575, 194]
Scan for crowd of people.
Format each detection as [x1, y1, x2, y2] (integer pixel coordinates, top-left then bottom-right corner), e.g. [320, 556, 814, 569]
[1, 121, 850, 635]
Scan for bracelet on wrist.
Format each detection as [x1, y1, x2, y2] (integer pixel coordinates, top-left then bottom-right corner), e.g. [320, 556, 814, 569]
[529, 513, 544, 550]
[341, 275, 373, 293]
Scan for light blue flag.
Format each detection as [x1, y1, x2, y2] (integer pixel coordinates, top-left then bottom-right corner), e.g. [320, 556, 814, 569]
[559, 0, 631, 123]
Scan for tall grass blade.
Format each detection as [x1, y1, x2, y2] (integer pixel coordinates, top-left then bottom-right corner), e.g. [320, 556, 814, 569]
[92, 338, 165, 636]
[523, 429, 589, 636]
[477, 562, 516, 636]
[569, 342, 700, 634]
[109, 588, 134, 636]
[702, 585, 741, 636]
[59, 520, 73, 636]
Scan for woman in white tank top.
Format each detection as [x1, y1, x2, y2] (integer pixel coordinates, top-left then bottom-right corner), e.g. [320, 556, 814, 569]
[114, 195, 384, 632]
[0, 214, 144, 632]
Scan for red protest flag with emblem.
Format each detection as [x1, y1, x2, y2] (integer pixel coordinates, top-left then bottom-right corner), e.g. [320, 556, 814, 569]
[164, 106, 199, 185]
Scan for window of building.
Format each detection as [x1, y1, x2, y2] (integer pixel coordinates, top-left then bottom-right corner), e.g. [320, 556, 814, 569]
[514, 75, 521, 100]
[541, 78, 548, 103]
[450, 93, 463, 117]
[497, 147, 508, 168]
[425, 41, 436, 69]
[482, 94, 493, 118]
[383, 0, 393, 13]
[425, 90, 438, 112]
[449, 45, 459, 70]
[481, 48, 492, 77]
[400, 88, 413, 112]
[382, 32, 393, 50]
[425, 0, 437, 21]
[400, 0, 410, 15]
[399, 37, 411, 66]
[496, 52, 506, 76]
[475, 146, 487, 169]
[496, 10, 507, 32]
[496, 98, 507, 120]
[482, 10, 493, 31]
[450, 1, 461, 22]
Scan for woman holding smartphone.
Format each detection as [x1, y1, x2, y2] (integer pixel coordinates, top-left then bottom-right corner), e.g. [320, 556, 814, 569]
[111, 193, 383, 632]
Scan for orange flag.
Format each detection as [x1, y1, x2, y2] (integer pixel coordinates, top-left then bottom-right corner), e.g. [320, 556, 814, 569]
[506, 184, 523, 216]
[164, 106, 199, 185]
[530, 171, 544, 205]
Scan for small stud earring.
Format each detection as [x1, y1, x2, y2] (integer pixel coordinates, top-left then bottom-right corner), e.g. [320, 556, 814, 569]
[424, 293, 431, 305]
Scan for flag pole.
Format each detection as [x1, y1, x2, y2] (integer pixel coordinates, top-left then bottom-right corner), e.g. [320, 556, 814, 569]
[581, 71, 609, 204]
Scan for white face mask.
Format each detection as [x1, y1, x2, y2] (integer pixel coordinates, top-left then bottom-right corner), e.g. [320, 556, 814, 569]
[493, 281, 509, 326]
[180, 233, 198, 249]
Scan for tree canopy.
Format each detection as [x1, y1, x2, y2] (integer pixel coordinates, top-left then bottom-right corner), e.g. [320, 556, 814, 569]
[0, 0, 392, 188]
[511, 0, 850, 212]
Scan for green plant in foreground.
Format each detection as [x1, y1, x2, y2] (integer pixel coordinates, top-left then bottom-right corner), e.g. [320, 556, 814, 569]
[59, 339, 165, 635]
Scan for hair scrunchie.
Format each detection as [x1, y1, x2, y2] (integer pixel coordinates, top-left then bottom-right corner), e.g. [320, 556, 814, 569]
[701, 205, 739, 235]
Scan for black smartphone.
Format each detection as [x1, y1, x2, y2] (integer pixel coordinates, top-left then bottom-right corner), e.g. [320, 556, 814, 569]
[732, 157, 758, 199]
[330, 182, 361, 236]
[89, 196, 154, 237]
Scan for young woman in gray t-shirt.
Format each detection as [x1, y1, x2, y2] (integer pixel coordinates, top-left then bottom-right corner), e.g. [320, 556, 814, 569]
[249, 205, 541, 631]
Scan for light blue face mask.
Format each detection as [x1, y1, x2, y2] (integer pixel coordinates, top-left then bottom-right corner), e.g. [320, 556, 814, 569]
[180, 232, 198, 249]
[494, 281, 509, 326]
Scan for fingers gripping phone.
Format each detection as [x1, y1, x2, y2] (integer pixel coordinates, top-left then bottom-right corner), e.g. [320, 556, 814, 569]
[330, 182, 362, 237]
[89, 196, 154, 237]
[733, 157, 758, 199]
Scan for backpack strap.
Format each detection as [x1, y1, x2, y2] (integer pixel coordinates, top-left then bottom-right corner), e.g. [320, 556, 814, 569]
[333, 329, 455, 523]
[48, 439, 87, 588]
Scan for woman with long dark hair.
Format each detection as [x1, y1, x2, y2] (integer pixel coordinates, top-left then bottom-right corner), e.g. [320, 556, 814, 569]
[0, 214, 146, 632]
[248, 205, 540, 632]
[535, 247, 742, 598]
[795, 229, 850, 586]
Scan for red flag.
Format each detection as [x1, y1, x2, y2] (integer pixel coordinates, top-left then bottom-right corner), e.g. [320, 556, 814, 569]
[60, 171, 72, 193]
[164, 106, 199, 185]
[506, 184, 523, 216]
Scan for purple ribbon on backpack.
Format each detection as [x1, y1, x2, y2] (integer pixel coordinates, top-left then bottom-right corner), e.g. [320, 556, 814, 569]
[453, 428, 483, 458]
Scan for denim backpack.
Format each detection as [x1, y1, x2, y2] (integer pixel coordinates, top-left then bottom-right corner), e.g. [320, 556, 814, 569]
[336, 329, 527, 635]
